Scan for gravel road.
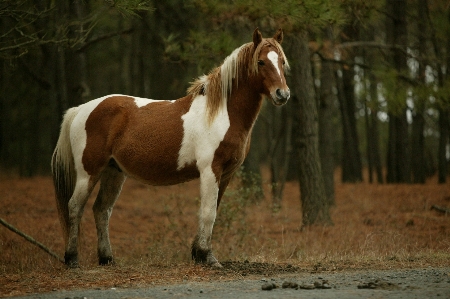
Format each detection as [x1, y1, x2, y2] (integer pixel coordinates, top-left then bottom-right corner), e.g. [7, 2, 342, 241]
[10, 267, 450, 299]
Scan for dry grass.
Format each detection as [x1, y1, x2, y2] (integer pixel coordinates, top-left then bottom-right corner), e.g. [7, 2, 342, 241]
[0, 169, 449, 297]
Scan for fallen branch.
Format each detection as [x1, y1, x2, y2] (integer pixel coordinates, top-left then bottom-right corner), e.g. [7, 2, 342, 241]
[0, 217, 64, 264]
[431, 205, 450, 215]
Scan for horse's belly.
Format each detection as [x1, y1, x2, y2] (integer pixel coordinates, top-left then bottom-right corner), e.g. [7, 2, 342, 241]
[140, 164, 200, 186]
[115, 152, 200, 186]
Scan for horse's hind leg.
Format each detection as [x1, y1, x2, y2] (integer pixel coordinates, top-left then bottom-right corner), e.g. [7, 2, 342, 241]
[65, 176, 97, 268]
[93, 165, 126, 265]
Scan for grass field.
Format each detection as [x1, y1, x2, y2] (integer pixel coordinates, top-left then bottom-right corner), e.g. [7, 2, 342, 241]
[1, 169, 449, 297]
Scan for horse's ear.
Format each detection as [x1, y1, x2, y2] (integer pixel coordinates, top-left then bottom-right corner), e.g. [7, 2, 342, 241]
[253, 28, 263, 48]
[273, 28, 283, 44]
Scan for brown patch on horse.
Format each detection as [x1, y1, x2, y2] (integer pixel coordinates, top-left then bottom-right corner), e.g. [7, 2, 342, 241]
[83, 95, 199, 184]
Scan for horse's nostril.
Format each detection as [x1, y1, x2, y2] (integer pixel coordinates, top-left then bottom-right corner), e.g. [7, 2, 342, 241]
[276, 89, 290, 100]
[276, 89, 283, 98]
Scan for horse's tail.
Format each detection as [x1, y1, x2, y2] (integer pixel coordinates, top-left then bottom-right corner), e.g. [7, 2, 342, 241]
[51, 107, 79, 243]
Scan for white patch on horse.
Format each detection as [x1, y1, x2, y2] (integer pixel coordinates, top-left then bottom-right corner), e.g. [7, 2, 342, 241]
[70, 95, 113, 177]
[267, 51, 282, 81]
[134, 97, 175, 108]
[177, 94, 230, 171]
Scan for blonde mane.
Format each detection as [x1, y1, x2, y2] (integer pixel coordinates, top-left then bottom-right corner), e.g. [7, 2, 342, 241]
[187, 38, 289, 124]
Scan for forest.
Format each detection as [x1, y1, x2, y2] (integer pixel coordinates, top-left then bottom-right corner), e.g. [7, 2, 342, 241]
[1, 0, 449, 226]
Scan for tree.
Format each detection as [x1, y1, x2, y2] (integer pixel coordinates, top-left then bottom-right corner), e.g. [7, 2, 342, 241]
[410, 0, 429, 184]
[289, 32, 332, 226]
[361, 24, 384, 184]
[385, 0, 411, 183]
[338, 22, 363, 183]
[318, 26, 338, 204]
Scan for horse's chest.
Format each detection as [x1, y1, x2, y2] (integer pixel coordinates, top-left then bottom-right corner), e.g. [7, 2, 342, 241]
[177, 95, 230, 171]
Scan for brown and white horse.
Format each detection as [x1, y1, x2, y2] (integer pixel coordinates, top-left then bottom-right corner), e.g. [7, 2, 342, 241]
[52, 28, 290, 268]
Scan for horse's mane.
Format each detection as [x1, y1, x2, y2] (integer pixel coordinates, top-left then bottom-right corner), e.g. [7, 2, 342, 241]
[187, 38, 289, 124]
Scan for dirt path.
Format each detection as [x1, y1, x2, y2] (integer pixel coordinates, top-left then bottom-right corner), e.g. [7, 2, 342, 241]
[9, 267, 450, 299]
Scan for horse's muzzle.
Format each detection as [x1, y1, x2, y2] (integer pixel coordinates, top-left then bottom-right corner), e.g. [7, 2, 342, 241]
[272, 88, 290, 106]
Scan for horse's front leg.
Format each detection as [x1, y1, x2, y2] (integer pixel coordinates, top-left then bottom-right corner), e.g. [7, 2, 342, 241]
[192, 166, 222, 267]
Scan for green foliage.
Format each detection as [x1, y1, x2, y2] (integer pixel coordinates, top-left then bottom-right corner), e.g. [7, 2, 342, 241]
[0, 0, 153, 59]
[161, 0, 350, 69]
[163, 30, 239, 72]
[232, 0, 347, 31]
[375, 67, 409, 116]
[109, 0, 154, 17]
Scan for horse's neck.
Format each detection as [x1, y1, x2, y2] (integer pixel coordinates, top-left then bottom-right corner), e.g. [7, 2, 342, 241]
[227, 81, 263, 134]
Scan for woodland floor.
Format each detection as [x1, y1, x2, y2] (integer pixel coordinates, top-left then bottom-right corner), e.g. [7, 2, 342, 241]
[0, 169, 449, 297]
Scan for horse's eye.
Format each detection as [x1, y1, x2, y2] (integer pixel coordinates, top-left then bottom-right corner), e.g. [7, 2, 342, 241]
[258, 60, 265, 66]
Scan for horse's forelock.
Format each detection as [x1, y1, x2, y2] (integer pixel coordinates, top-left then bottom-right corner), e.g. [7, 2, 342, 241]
[251, 38, 289, 74]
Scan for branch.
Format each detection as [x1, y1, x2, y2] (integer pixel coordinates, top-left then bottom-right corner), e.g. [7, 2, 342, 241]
[337, 41, 407, 53]
[0, 217, 64, 263]
[335, 41, 432, 64]
[314, 50, 370, 69]
[431, 205, 450, 215]
[75, 27, 134, 53]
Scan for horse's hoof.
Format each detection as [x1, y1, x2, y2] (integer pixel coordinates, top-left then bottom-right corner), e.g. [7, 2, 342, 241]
[98, 256, 115, 266]
[64, 252, 79, 268]
[209, 260, 223, 268]
[206, 252, 222, 268]
[191, 236, 221, 267]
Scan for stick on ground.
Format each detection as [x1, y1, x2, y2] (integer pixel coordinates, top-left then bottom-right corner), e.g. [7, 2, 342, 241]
[0, 217, 64, 263]
[431, 205, 450, 215]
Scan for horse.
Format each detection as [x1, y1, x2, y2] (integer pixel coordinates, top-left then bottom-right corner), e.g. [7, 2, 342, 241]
[51, 28, 290, 268]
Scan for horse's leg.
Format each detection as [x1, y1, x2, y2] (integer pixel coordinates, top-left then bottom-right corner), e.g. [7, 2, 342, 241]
[65, 176, 97, 268]
[93, 166, 126, 265]
[192, 166, 222, 267]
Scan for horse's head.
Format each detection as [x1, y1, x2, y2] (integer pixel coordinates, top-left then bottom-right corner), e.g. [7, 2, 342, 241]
[252, 28, 290, 106]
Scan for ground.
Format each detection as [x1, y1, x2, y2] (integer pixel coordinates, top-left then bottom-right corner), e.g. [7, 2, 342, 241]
[0, 169, 449, 297]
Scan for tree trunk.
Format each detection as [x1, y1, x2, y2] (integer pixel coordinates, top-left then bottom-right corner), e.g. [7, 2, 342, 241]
[65, 0, 90, 106]
[368, 75, 384, 183]
[318, 26, 336, 205]
[337, 24, 363, 183]
[385, 0, 411, 183]
[437, 7, 450, 183]
[130, 18, 147, 97]
[410, 0, 428, 184]
[438, 108, 449, 183]
[361, 25, 384, 184]
[288, 32, 332, 227]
